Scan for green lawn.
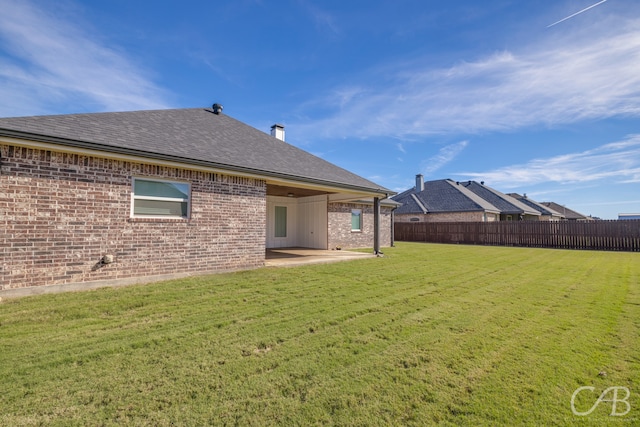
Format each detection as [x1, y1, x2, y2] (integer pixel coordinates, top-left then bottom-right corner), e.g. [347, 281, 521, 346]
[1, 243, 638, 426]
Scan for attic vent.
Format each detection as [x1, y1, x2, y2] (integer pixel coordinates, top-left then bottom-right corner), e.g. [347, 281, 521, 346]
[212, 103, 223, 114]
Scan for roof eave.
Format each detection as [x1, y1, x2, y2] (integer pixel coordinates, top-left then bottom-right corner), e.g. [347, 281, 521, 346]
[0, 128, 393, 197]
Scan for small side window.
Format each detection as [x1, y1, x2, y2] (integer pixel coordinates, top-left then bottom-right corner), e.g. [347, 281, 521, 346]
[132, 178, 190, 218]
[351, 209, 362, 232]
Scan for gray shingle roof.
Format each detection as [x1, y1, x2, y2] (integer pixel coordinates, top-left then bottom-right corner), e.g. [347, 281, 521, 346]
[393, 179, 500, 214]
[394, 192, 428, 214]
[540, 202, 592, 220]
[0, 108, 390, 195]
[462, 181, 540, 216]
[507, 193, 565, 218]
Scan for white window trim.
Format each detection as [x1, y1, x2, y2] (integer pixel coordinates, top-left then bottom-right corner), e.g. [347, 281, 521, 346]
[351, 208, 362, 232]
[131, 177, 191, 219]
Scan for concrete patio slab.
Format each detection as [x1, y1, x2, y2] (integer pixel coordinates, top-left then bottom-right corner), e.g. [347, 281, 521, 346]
[265, 248, 375, 267]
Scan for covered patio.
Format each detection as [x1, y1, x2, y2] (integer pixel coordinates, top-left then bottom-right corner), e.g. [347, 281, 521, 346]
[265, 248, 376, 267]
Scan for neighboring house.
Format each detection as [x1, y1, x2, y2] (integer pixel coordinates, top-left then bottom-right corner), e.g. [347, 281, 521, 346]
[618, 214, 640, 220]
[460, 181, 540, 221]
[507, 193, 565, 221]
[392, 175, 501, 222]
[539, 202, 594, 221]
[1, 106, 394, 292]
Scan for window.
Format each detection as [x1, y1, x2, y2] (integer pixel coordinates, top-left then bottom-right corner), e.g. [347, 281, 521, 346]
[351, 209, 362, 231]
[275, 206, 287, 237]
[132, 178, 190, 218]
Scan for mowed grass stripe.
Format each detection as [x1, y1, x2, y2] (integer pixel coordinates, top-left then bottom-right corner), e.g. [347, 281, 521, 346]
[0, 243, 638, 425]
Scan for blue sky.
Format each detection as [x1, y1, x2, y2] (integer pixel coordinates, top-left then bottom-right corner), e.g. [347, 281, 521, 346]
[1, 0, 639, 219]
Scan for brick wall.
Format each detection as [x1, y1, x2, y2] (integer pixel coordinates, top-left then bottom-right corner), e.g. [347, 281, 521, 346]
[1, 144, 266, 290]
[327, 202, 392, 250]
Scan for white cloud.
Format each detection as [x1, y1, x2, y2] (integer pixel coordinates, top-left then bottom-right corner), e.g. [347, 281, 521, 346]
[421, 140, 468, 175]
[298, 0, 341, 36]
[293, 12, 640, 139]
[0, 0, 170, 116]
[458, 135, 640, 188]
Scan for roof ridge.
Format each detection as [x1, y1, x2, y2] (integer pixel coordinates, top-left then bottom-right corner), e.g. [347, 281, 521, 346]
[444, 180, 501, 212]
[410, 193, 429, 213]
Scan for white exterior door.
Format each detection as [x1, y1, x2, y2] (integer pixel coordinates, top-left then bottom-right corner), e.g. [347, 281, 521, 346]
[296, 195, 328, 249]
[266, 196, 297, 248]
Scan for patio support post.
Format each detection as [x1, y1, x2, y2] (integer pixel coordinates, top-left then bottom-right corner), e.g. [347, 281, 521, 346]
[390, 206, 396, 247]
[373, 197, 380, 254]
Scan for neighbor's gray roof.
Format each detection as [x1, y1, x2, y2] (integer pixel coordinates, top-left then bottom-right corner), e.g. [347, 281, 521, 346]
[540, 202, 592, 220]
[462, 181, 540, 216]
[393, 179, 501, 214]
[0, 108, 390, 195]
[507, 193, 565, 218]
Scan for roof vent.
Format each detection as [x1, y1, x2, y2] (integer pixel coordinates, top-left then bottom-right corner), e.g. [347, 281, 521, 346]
[212, 103, 223, 115]
[271, 124, 285, 141]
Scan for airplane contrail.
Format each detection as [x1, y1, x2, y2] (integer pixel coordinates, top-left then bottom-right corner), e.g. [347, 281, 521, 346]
[547, 0, 608, 28]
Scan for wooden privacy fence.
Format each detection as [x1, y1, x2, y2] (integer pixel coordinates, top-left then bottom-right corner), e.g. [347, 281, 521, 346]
[394, 220, 640, 252]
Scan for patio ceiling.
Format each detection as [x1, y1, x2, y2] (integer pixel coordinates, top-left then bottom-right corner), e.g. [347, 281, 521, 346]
[266, 184, 329, 198]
